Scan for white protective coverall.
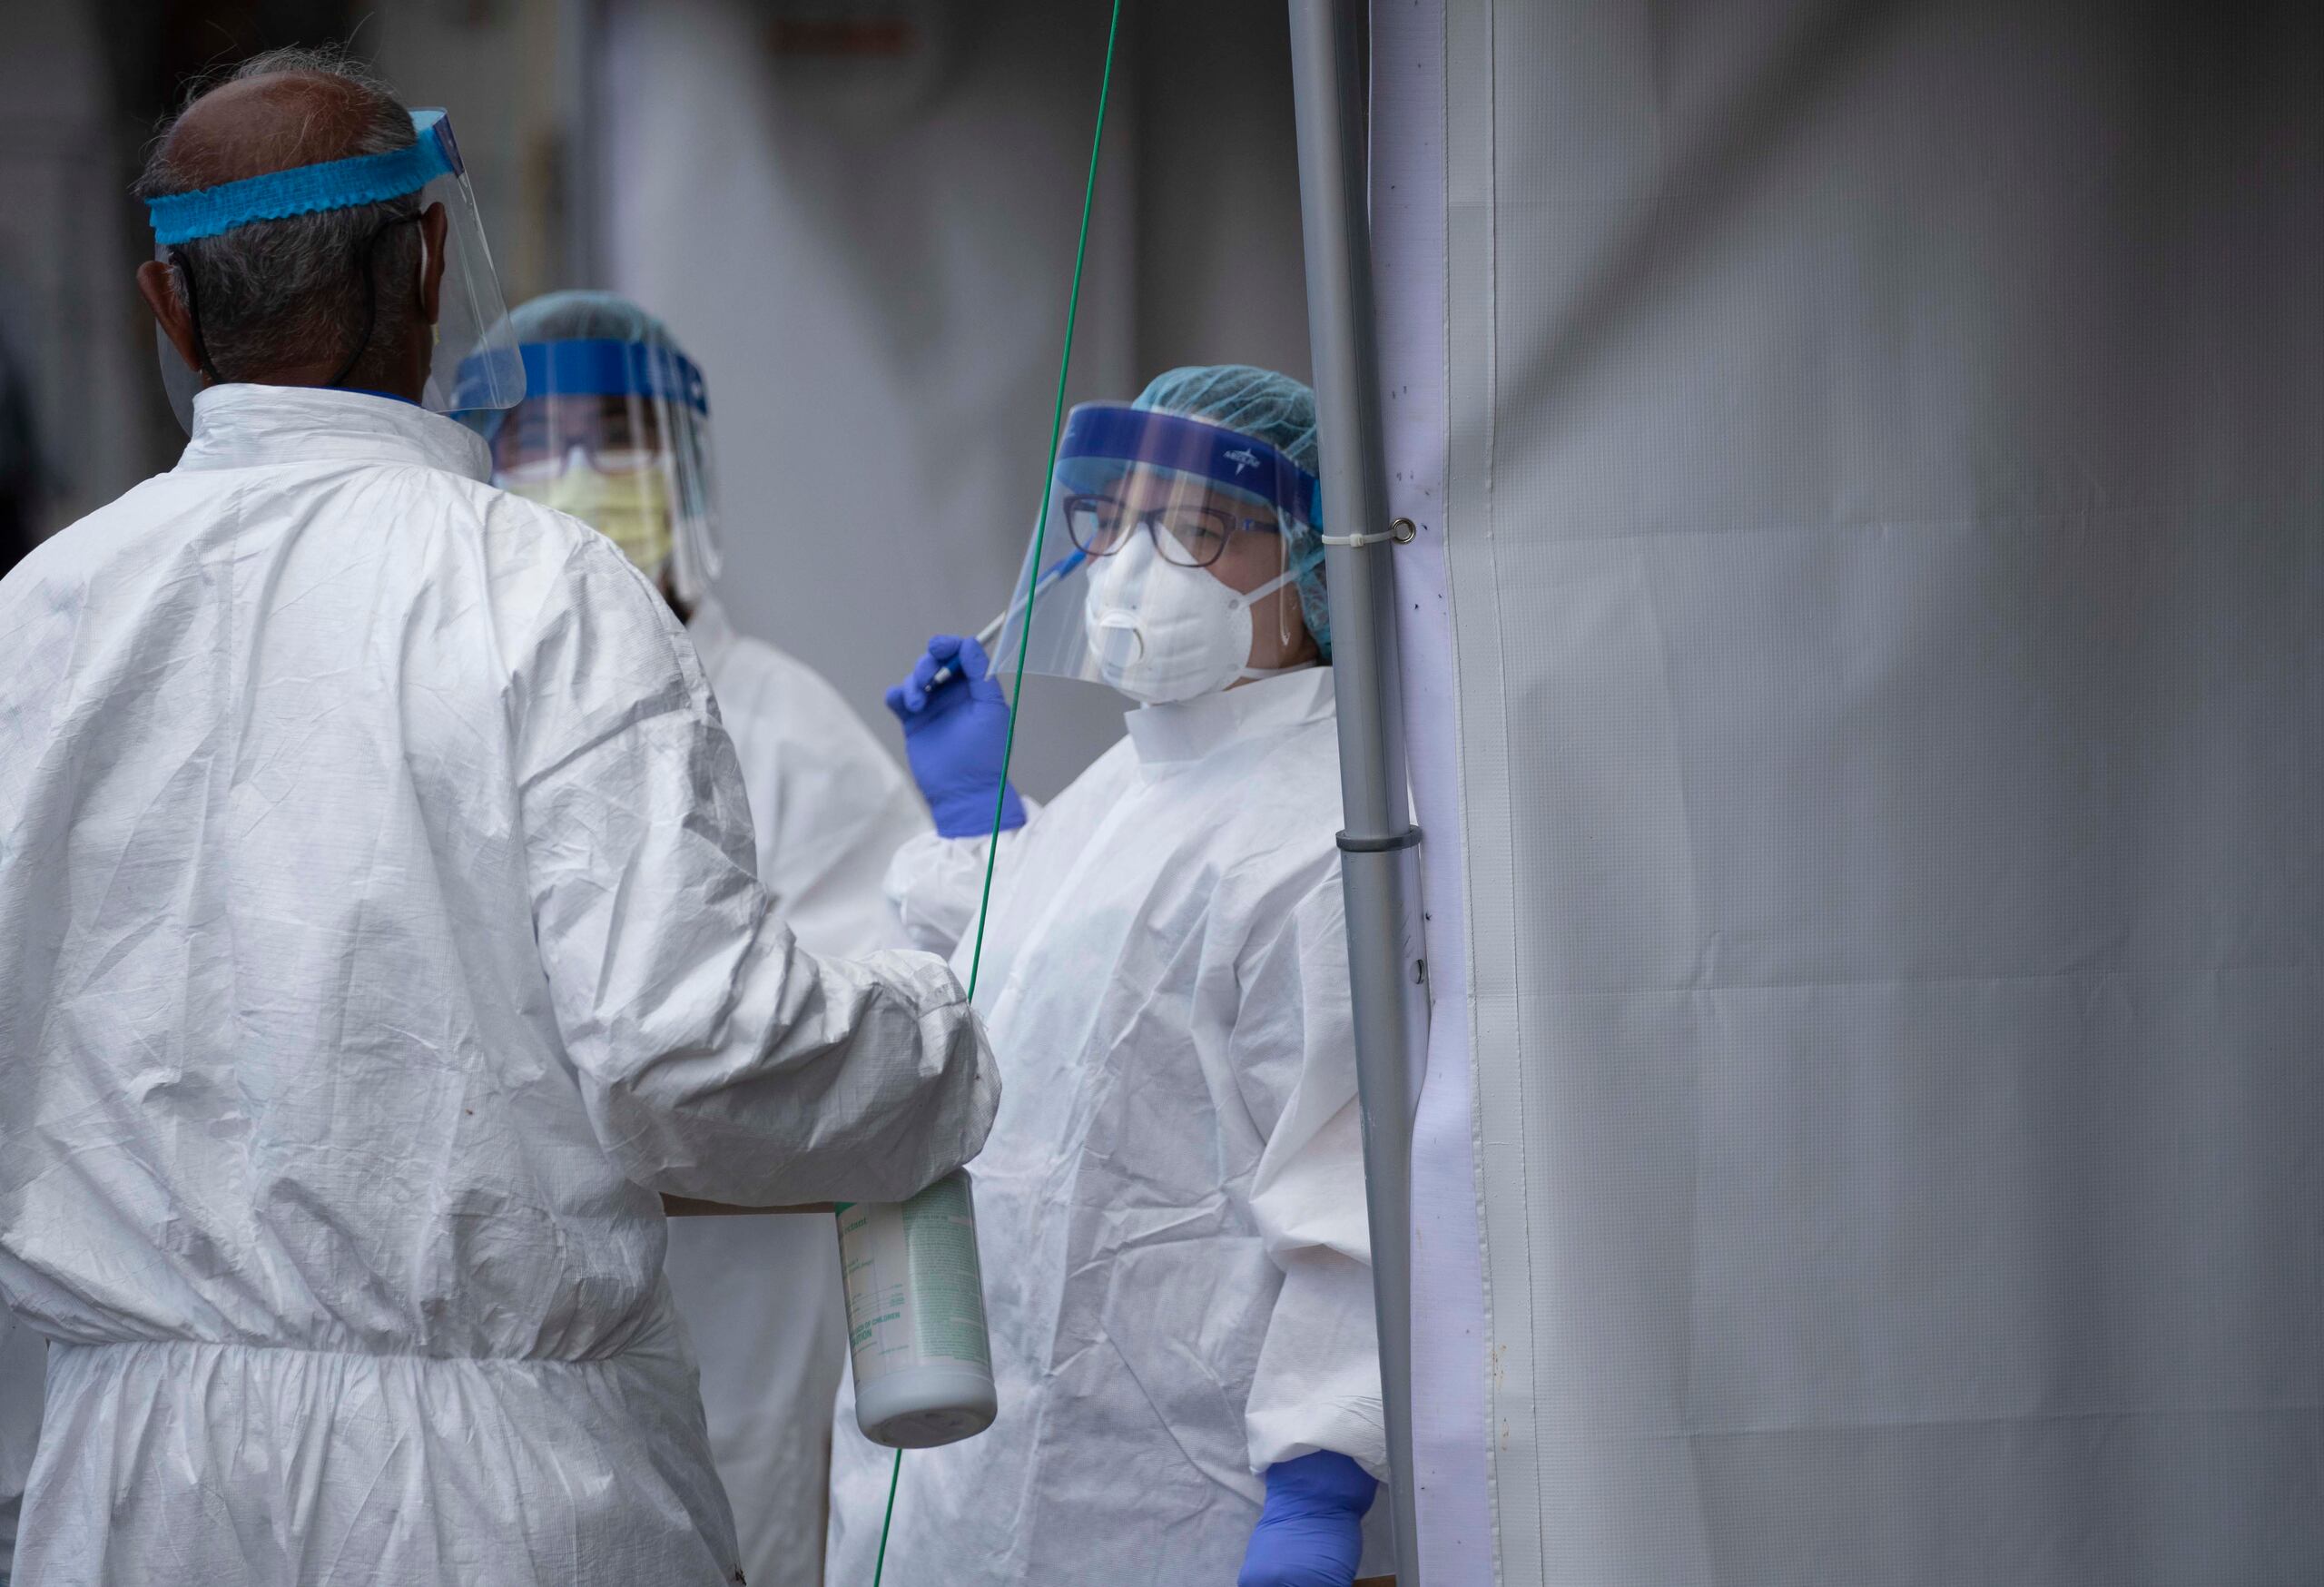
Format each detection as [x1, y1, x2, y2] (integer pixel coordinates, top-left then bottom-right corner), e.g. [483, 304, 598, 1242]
[826, 665, 1389, 1585]
[666, 595, 931, 1587]
[0, 385, 997, 1587]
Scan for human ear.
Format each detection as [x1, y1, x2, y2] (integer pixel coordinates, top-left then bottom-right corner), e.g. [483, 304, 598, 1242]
[137, 259, 203, 376]
[418, 202, 450, 325]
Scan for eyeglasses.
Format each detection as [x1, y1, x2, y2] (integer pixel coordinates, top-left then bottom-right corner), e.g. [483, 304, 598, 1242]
[1062, 494, 1275, 570]
[493, 399, 667, 481]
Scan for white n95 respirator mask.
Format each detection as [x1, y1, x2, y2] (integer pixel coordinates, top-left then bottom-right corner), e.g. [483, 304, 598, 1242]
[503, 446, 677, 578]
[1082, 533, 1303, 705]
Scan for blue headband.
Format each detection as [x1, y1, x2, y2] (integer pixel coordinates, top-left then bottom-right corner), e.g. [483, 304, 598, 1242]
[1054, 403, 1324, 530]
[511, 340, 710, 414]
[148, 109, 461, 247]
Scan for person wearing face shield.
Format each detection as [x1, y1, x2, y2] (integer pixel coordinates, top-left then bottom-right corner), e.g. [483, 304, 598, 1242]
[827, 367, 1387, 1587]
[0, 52, 995, 1587]
[484, 291, 932, 1587]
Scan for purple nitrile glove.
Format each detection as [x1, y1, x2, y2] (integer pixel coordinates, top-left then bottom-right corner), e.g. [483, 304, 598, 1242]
[885, 635, 1028, 840]
[1237, 1451, 1377, 1587]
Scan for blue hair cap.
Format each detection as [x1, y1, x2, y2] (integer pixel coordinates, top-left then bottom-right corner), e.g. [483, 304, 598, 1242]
[1134, 363, 1332, 660]
[507, 289, 680, 350]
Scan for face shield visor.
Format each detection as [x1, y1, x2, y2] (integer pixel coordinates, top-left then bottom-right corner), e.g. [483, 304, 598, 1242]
[993, 402, 1324, 705]
[145, 109, 524, 431]
[477, 337, 721, 603]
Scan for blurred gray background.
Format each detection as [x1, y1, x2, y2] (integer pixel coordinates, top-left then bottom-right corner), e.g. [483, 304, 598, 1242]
[0, 0, 1313, 795]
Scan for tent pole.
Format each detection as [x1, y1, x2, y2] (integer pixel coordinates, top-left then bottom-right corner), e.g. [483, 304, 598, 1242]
[1289, 4, 1427, 1582]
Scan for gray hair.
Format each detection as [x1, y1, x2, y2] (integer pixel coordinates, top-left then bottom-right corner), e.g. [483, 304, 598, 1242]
[135, 46, 423, 385]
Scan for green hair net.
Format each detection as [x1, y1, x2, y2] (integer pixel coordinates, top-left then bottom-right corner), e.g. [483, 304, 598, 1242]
[1133, 364, 1331, 661]
[506, 288, 680, 349]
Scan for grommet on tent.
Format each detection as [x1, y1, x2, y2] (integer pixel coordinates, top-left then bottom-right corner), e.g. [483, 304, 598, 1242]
[1320, 516, 1417, 548]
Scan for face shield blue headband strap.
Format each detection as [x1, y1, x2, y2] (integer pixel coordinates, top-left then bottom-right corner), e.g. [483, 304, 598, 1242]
[461, 338, 711, 444]
[144, 110, 460, 392]
[1054, 403, 1324, 543]
[146, 109, 462, 245]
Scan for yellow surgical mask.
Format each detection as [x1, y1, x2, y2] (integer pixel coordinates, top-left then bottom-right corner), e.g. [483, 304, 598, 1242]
[506, 453, 677, 577]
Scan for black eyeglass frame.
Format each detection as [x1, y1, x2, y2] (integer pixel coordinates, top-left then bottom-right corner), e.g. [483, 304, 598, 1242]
[1059, 491, 1282, 571]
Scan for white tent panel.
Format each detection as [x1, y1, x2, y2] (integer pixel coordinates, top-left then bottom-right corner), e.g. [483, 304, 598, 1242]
[1370, 0, 1494, 1582]
[1402, 0, 2324, 1581]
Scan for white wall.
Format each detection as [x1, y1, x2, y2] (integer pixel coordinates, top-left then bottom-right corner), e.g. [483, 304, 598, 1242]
[372, 0, 576, 310]
[599, 0, 1310, 796]
[1127, 0, 1311, 385]
[1423, 2, 2324, 1581]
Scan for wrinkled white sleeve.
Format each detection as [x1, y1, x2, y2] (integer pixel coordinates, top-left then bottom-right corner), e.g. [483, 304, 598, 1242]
[516, 537, 999, 1207]
[1232, 872, 1387, 1480]
[880, 807, 1039, 959]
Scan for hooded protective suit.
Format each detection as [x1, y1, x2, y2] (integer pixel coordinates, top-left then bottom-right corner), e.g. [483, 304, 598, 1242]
[0, 385, 997, 1587]
[827, 666, 1388, 1585]
[665, 595, 930, 1587]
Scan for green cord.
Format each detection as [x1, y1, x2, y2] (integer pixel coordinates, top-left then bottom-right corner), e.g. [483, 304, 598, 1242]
[871, 1, 1125, 1581]
[968, 0, 1126, 1010]
[870, 1440, 904, 1587]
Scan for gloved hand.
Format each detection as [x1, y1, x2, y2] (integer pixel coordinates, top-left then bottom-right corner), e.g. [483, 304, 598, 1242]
[1237, 1451, 1377, 1587]
[886, 635, 1027, 840]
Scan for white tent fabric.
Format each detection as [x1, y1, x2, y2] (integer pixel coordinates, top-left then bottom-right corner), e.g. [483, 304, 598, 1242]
[1367, 2, 1493, 1583]
[1387, 0, 2324, 1581]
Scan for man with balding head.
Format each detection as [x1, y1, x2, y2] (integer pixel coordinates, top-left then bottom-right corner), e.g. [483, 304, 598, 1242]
[0, 48, 998, 1587]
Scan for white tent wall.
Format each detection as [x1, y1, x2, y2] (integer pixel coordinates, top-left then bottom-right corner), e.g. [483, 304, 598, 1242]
[1367, 1, 1494, 1582]
[1381, 0, 2324, 1581]
[597, 0, 1312, 798]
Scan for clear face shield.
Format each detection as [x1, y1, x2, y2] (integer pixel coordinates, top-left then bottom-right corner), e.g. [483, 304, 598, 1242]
[477, 337, 721, 604]
[994, 403, 1324, 705]
[146, 109, 524, 430]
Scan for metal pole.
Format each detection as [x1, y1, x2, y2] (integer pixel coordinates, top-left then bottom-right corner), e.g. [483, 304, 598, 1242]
[1289, 4, 1427, 1582]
